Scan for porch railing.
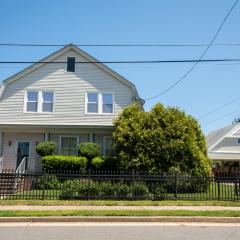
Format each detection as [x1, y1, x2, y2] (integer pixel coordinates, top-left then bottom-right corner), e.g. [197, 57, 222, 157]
[14, 157, 27, 191]
[0, 157, 3, 172]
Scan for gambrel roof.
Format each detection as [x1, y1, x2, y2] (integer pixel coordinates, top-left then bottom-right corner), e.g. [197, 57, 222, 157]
[0, 44, 143, 105]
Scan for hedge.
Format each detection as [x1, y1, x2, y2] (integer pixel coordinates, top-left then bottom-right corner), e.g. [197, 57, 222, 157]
[41, 155, 87, 172]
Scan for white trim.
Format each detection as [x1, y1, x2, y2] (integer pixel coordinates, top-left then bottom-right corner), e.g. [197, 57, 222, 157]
[59, 135, 79, 155]
[85, 91, 115, 115]
[23, 90, 55, 114]
[16, 141, 31, 168]
[103, 136, 113, 155]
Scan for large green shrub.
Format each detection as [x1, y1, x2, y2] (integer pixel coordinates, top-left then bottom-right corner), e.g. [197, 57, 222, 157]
[42, 155, 87, 172]
[92, 157, 105, 170]
[92, 156, 118, 170]
[35, 141, 57, 157]
[113, 103, 211, 176]
[78, 142, 100, 160]
[37, 175, 61, 190]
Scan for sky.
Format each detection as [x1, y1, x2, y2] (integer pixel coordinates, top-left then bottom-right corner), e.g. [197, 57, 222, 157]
[0, 0, 240, 133]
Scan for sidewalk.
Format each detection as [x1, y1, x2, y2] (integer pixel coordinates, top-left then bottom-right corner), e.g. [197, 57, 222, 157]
[0, 205, 240, 211]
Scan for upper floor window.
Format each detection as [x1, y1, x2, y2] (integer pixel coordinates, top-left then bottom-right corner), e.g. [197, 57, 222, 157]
[102, 94, 113, 113]
[25, 90, 54, 113]
[42, 92, 54, 112]
[87, 93, 98, 113]
[67, 57, 75, 72]
[26, 91, 38, 112]
[86, 92, 114, 114]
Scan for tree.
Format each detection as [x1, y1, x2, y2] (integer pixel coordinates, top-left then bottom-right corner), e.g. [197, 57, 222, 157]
[113, 103, 211, 176]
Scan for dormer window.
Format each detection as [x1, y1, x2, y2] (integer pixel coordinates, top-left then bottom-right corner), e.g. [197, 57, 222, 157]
[67, 57, 75, 72]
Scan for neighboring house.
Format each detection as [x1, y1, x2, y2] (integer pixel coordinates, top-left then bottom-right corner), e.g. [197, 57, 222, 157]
[206, 123, 240, 162]
[0, 44, 143, 170]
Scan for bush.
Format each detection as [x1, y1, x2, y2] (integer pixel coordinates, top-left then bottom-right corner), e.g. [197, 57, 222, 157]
[78, 142, 100, 160]
[92, 157, 105, 170]
[36, 141, 57, 157]
[37, 175, 60, 190]
[131, 182, 150, 200]
[92, 156, 118, 170]
[59, 181, 149, 200]
[42, 155, 87, 172]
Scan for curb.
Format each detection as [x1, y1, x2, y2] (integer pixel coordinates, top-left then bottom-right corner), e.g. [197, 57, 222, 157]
[0, 216, 240, 223]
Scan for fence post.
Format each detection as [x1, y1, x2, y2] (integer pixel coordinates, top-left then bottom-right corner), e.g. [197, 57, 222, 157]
[87, 169, 91, 200]
[174, 173, 178, 200]
[217, 173, 221, 201]
[132, 170, 135, 200]
[41, 170, 46, 200]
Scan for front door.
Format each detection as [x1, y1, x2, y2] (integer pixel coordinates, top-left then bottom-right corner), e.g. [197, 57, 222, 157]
[16, 142, 30, 168]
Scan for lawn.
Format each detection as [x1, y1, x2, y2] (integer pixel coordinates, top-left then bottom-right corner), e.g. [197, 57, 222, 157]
[0, 210, 240, 217]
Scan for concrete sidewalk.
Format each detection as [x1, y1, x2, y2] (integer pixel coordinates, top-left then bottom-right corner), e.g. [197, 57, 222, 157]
[0, 205, 240, 211]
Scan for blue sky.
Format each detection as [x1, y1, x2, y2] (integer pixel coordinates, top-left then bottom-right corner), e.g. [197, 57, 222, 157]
[0, 0, 240, 133]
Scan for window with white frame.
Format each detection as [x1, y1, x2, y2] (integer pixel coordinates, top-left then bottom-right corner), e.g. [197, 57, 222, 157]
[26, 91, 38, 112]
[86, 92, 98, 113]
[104, 136, 113, 156]
[102, 93, 113, 113]
[42, 91, 54, 112]
[60, 136, 78, 155]
[86, 92, 114, 114]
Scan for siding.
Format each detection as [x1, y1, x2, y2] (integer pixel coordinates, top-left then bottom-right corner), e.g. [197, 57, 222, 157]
[2, 133, 44, 169]
[0, 50, 135, 126]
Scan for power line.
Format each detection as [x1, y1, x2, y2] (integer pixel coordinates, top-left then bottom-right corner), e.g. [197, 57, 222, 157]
[2, 43, 240, 47]
[1, 58, 240, 64]
[202, 107, 240, 126]
[198, 96, 240, 120]
[144, 0, 239, 101]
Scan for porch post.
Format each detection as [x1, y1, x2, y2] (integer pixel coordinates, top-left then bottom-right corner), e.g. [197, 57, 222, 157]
[0, 132, 2, 156]
[44, 133, 49, 141]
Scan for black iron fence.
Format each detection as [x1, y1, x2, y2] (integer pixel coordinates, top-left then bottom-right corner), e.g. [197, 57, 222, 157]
[0, 170, 240, 201]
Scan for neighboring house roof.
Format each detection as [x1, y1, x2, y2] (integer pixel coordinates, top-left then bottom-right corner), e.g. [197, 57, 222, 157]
[206, 124, 236, 150]
[0, 44, 143, 105]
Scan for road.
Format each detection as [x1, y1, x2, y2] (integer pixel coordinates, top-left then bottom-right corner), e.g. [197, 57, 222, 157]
[0, 223, 240, 240]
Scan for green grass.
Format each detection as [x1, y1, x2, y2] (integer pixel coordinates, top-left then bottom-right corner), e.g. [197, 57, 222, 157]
[1, 200, 240, 206]
[0, 210, 240, 217]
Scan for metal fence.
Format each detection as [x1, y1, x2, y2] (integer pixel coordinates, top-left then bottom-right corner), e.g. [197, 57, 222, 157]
[0, 170, 240, 201]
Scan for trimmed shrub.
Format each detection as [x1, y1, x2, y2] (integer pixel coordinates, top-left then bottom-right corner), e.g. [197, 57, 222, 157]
[92, 156, 118, 170]
[42, 155, 87, 172]
[36, 141, 57, 157]
[92, 157, 105, 170]
[78, 142, 100, 160]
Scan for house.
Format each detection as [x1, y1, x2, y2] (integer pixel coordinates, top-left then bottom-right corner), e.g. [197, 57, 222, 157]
[206, 123, 240, 163]
[0, 44, 143, 171]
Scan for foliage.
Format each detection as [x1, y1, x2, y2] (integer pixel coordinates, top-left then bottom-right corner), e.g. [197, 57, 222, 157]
[78, 142, 100, 161]
[42, 155, 87, 172]
[37, 175, 61, 190]
[35, 141, 57, 157]
[92, 157, 105, 170]
[92, 156, 118, 170]
[59, 180, 148, 200]
[113, 103, 211, 176]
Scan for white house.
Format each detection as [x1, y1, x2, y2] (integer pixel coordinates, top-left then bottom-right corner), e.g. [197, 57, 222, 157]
[206, 123, 240, 162]
[0, 44, 143, 170]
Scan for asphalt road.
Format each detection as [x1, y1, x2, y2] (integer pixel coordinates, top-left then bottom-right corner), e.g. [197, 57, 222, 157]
[0, 223, 240, 240]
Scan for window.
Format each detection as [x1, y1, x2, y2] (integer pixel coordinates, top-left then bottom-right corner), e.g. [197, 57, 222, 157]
[26, 91, 38, 112]
[60, 136, 78, 155]
[238, 138, 240, 144]
[42, 92, 54, 112]
[102, 94, 113, 113]
[87, 93, 98, 113]
[104, 137, 113, 156]
[67, 57, 75, 72]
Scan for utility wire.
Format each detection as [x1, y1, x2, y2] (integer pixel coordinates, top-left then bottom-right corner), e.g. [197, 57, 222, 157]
[198, 96, 240, 119]
[144, 0, 239, 101]
[2, 43, 240, 47]
[1, 58, 240, 64]
[202, 107, 240, 126]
